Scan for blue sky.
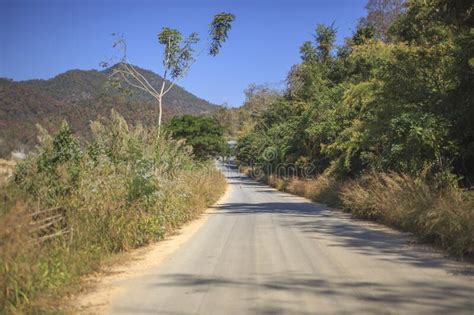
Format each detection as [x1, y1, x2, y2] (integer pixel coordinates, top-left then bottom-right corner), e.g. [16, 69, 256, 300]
[0, 0, 367, 106]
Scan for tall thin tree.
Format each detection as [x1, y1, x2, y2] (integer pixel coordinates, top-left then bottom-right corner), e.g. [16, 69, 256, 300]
[107, 13, 235, 136]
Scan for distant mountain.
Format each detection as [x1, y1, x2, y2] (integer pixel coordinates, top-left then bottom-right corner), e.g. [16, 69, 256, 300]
[0, 65, 220, 157]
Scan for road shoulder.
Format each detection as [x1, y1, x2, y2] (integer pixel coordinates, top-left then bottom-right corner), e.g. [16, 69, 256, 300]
[73, 184, 232, 314]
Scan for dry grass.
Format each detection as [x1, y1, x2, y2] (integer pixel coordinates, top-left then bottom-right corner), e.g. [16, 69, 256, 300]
[243, 170, 343, 207]
[248, 168, 473, 258]
[239, 165, 252, 176]
[341, 172, 474, 257]
[0, 112, 227, 314]
[0, 159, 16, 186]
[1, 170, 225, 314]
[287, 175, 343, 207]
[266, 174, 288, 191]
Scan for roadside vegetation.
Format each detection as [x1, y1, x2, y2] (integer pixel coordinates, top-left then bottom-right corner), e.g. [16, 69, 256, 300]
[236, 0, 474, 258]
[242, 170, 473, 258]
[0, 159, 15, 186]
[0, 111, 226, 313]
[1, 10, 235, 314]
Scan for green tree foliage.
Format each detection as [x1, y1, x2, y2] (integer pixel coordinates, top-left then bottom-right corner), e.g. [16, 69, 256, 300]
[166, 115, 227, 160]
[209, 13, 236, 56]
[359, 0, 405, 41]
[109, 13, 235, 134]
[237, 0, 474, 185]
[315, 23, 337, 62]
[213, 84, 280, 140]
[158, 28, 199, 79]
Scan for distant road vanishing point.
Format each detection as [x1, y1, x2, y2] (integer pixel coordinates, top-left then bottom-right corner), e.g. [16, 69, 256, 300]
[108, 162, 473, 314]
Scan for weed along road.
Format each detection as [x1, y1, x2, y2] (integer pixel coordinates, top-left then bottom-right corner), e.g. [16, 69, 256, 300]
[107, 163, 473, 314]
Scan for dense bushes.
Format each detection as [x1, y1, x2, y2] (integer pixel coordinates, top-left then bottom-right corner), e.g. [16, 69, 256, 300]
[0, 111, 225, 313]
[236, 0, 473, 180]
[166, 114, 227, 160]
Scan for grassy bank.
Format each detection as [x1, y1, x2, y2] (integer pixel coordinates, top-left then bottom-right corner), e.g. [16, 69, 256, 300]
[241, 166, 473, 258]
[0, 111, 226, 314]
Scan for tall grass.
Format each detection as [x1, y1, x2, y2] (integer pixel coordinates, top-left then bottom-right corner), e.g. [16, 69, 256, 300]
[341, 172, 474, 257]
[0, 111, 226, 314]
[287, 175, 343, 207]
[0, 159, 15, 186]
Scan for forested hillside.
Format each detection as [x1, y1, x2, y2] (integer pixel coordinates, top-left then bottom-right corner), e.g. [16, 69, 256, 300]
[235, 0, 473, 256]
[0, 65, 219, 157]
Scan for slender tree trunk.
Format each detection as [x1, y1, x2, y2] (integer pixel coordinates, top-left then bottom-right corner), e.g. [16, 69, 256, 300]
[157, 78, 167, 137]
[158, 96, 163, 136]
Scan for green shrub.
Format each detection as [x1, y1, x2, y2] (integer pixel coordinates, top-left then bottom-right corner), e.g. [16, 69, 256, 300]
[166, 115, 227, 160]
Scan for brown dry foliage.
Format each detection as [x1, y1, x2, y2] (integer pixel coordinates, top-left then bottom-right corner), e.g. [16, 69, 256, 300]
[0, 113, 226, 314]
[255, 170, 473, 258]
[287, 175, 343, 207]
[341, 172, 474, 257]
